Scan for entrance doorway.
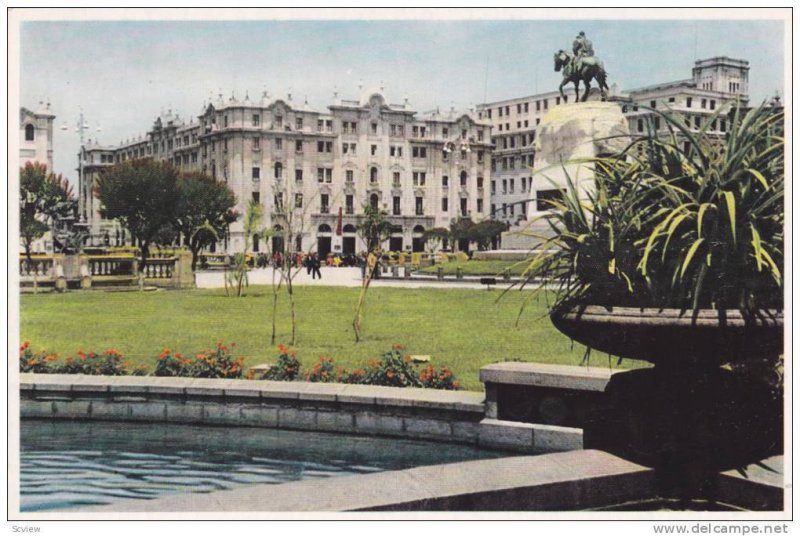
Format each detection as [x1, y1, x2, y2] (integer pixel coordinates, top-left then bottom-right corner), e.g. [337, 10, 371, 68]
[317, 224, 332, 258]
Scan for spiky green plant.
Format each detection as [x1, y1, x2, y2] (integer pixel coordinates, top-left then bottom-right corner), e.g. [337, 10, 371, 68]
[520, 102, 783, 317]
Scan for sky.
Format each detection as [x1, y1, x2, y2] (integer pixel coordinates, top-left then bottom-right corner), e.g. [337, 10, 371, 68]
[17, 14, 786, 186]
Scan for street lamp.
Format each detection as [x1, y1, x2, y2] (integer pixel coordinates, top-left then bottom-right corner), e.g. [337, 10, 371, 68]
[61, 108, 101, 229]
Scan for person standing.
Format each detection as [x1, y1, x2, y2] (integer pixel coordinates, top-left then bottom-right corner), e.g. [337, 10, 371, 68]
[312, 252, 322, 280]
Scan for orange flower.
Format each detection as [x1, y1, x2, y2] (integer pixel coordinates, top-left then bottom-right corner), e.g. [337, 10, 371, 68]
[21, 341, 30, 350]
[452, 381, 461, 389]
[393, 343, 405, 350]
[277, 344, 288, 354]
[386, 369, 395, 379]
[403, 355, 411, 363]
[77, 350, 86, 359]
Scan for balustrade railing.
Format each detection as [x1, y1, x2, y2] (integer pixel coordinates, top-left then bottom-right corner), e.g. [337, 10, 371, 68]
[143, 258, 175, 279]
[87, 256, 135, 277]
[19, 257, 54, 277]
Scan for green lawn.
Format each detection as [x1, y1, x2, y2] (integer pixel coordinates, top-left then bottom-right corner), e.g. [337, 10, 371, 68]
[418, 259, 529, 276]
[19, 286, 637, 391]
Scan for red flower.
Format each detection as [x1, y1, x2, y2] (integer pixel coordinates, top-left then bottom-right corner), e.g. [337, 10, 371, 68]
[20, 341, 30, 350]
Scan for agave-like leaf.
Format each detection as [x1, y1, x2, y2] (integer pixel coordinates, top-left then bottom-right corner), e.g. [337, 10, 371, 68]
[680, 238, 705, 278]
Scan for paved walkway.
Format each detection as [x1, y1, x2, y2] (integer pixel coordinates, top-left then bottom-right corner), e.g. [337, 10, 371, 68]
[194, 267, 495, 290]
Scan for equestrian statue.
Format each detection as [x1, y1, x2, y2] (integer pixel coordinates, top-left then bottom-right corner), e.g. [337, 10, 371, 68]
[554, 31, 609, 103]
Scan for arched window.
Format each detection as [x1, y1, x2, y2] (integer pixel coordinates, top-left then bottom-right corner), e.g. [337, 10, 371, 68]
[343, 224, 357, 234]
[274, 162, 283, 179]
[413, 225, 426, 235]
[25, 124, 34, 141]
[460, 170, 468, 187]
[318, 224, 332, 233]
[370, 167, 378, 183]
[370, 194, 379, 210]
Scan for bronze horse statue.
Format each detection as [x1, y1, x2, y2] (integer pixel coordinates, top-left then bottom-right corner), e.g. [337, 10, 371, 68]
[554, 50, 609, 103]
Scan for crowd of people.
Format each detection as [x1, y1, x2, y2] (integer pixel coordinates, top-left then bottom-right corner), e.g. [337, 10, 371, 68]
[253, 251, 376, 279]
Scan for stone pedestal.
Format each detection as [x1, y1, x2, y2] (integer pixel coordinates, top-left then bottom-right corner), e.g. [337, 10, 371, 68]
[501, 101, 630, 250]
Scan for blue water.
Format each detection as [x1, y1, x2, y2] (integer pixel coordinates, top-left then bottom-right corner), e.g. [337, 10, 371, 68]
[20, 419, 505, 511]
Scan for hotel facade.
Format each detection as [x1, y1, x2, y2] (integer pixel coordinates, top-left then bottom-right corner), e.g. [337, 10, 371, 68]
[79, 90, 493, 256]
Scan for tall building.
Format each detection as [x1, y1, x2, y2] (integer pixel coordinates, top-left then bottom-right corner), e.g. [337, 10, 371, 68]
[20, 102, 55, 170]
[477, 57, 751, 228]
[80, 89, 493, 254]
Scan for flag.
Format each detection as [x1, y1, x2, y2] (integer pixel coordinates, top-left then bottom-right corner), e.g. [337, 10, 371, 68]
[336, 206, 343, 236]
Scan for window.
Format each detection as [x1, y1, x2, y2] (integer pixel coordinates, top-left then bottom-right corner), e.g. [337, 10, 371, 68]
[477, 130, 483, 141]
[498, 107, 503, 117]
[346, 195, 354, 214]
[460, 198, 468, 217]
[710, 100, 716, 110]
[509, 179, 515, 193]
[296, 117, 303, 130]
[370, 167, 379, 183]
[442, 198, 448, 211]
[321, 194, 329, 214]
[654, 117, 661, 130]
[295, 169, 303, 182]
[294, 193, 303, 209]
[505, 106, 510, 114]
[252, 167, 261, 180]
[412, 146, 427, 158]
[477, 199, 483, 213]
[555, 97, 560, 106]
[253, 114, 260, 127]
[371, 122, 378, 134]
[252, 192, 260, 203]
[295, 140, 303, 153]
[390, 146, 402, 157]
[517, 104, 522, 113]
[477, 150, 484, 163]
[668, 97, 675, 103]
[346, 170, 354, 183]
[720, 120, 726, 133]
[342, 143, 349, 154]
[393, 172, 401, 187]
[477, 176, 484, 189]
[536, 101, 541, 112]
[317, 141, 333, 153]
[686, 97, 693, 108]
[413, 172, 426, 186]
[650, 100, 656, 109]
[253, 137, 261, 150]
[415, 197, 424, 215]
[442, 127, 449, 137]
[502, 179, 507, 194]
[371, 144, 378, 156]
[317, 119, 324, 132]
[460, 171, 467, 187]
[442, 175, 449, 187]
[275, 115, 283, 127]
[275, 138, 282, 150]
[393, 196, 401, 215]
[694, 116, 701, 129]
[637, 119, 644, 133]
[318, 168, 325, 182]
[274, 162, 283, 179]
[370, 194, 379, 210]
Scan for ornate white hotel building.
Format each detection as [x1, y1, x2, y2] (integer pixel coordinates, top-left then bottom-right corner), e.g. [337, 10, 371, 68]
[477, 56, 751, 227]
[79, 90, 493, 256]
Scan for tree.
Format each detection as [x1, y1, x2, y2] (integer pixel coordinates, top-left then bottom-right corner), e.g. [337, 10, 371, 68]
[357, 205, 393, 253]
[352, 205, 393, 342]
[95, 159, 179, 273]
[227, 199, 261, 297]
[19, 162, 76, 267]
[423, 227, 451, 253]
[175, 172, 237, 271]
[471, 220, 507, 251]
[449, 216, 475, 253]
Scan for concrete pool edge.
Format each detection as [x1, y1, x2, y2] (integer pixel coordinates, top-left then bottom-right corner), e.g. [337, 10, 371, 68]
[72, 449, 658, 513]
[20, 373, 584, 452]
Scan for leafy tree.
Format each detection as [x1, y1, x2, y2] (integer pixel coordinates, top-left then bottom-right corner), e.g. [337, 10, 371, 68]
[95, 159, 179, 272]
[423, 227, 451, 253]
[175, 172, 237, 271]
[471, 220, 507, 251]
[19, 162, 76, 267]
[353, 205, 393, 342]
[227, 198, 262, 297]
[357, 205, 393, 252]
[449, 216, 475, 252]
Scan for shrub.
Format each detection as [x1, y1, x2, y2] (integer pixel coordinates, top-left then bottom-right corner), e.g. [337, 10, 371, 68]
[259, 344, 301, 381]
[186, 342, 244, 378]
[153, 347, 192, 377]
[419, 365, 461, 390]
[57, 349, 129, 375]
[304, 356, 347, 383]
[19, 342, 58, 373]
[354, 345, 423, 388]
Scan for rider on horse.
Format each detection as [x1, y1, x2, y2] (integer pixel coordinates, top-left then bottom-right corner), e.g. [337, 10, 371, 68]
[571, 31, 594, 73]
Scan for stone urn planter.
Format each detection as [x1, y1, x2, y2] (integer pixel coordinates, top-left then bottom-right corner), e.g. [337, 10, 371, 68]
[550, 306, 784, 368]
[550, 305, 784, 504]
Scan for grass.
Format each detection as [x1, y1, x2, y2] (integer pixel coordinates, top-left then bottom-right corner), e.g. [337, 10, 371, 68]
[19, 285, 639, 391]
[417, 260, 528, 277]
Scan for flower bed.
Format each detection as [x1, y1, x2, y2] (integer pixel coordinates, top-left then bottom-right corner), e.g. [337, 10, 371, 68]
[18, 342, 461, 390]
